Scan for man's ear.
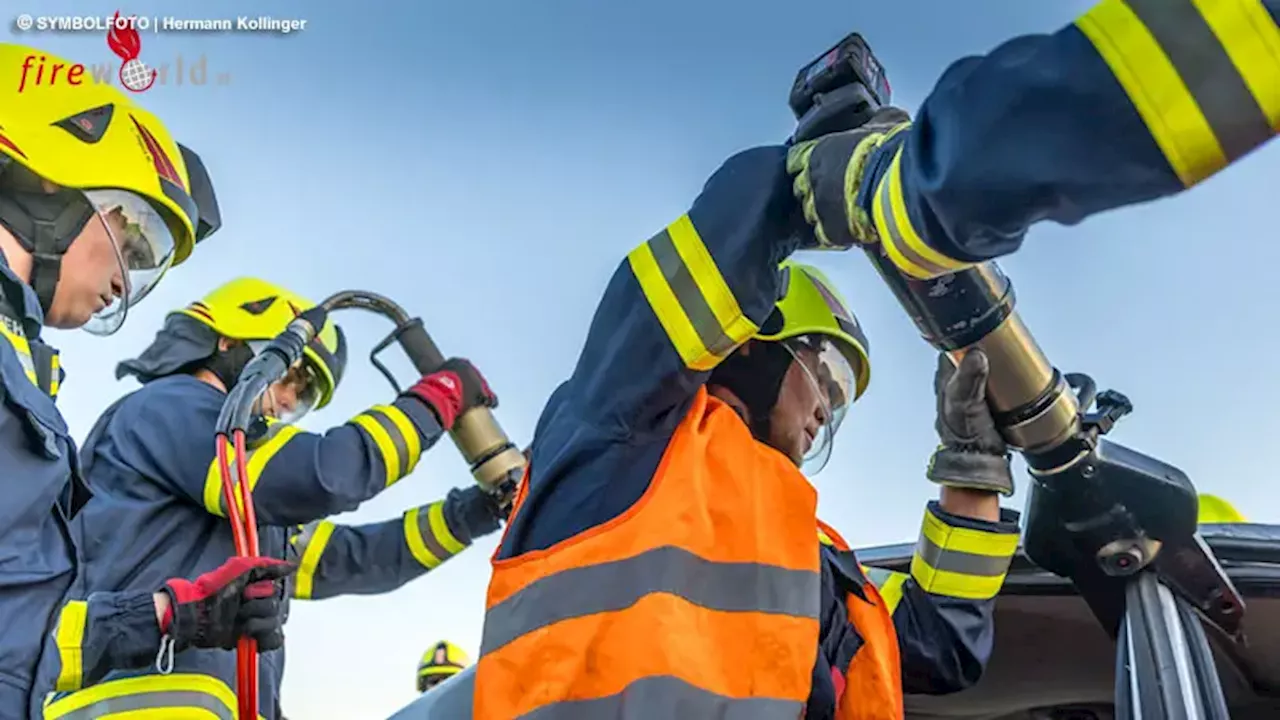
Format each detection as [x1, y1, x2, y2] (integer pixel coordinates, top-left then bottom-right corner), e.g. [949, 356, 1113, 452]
[217, 337, 240, 352]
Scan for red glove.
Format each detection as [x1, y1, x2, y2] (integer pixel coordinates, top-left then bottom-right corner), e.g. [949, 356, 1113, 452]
[161, 557, 295, 652]
[403, 358, 497, 430]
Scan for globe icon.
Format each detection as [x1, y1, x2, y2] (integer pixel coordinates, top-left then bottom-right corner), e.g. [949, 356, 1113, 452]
[120, 59, 155, 93]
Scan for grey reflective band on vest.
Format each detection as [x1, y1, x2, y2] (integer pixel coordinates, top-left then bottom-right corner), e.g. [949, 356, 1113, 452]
[1125, 0, 1273, 161]
[646, 229, 738, 358]
[368, 408, 410, 476]
[416, 502, 459, 564]
[519, 674, 804, 720]
[915, 533, 1009, 577]
[51, 690, 234, 720]
[480, 544, 821, 656]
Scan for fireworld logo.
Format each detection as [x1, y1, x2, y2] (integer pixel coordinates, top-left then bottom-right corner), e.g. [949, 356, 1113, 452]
[17, 10, 168, 93]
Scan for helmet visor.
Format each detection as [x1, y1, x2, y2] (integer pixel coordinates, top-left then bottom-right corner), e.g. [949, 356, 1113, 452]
[81, 189, 177, 335]
[260, 359, 323, 425]
[783, 335, 857, 475]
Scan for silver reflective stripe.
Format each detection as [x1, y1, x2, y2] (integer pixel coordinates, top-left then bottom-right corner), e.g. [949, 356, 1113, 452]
[520, 674, 804, 720]
[915, 533, 1009, 577]
[416, 502, 457, 564]
[292, 521, 322, 560]
[1124, 0, 1273, 161]
[481, 544, 820, 656]
[52, 690, 234, 720]
[647, 228, 738, 358]
[367, 408, 410, 476]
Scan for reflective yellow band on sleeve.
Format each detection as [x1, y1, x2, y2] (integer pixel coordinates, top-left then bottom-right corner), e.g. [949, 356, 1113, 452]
[351, 407, 409, 488]
[910, 507, 1018, 600]
[404, 501, 468, 570]
[872, 147, 975, 280]
[861, 566, 909, 616]
[628, 214, 760, 372]
[1077, 0, 1280, 188]
[49, 353, 61, 397]
[201, 423, 303, 517]
[53, 601, 88, 692]
[375, 403, 423, 475]
[43, 672, 239, 719]
[291, 520, 336, 600]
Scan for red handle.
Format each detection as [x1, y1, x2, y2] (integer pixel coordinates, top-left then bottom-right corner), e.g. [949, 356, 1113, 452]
[217, 431, 261, 720]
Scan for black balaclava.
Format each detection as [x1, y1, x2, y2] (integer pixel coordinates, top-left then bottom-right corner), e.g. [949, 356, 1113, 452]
[708, 310, 795, 442]
[0, 160, 97, 315]
[117, 314, 253, 389]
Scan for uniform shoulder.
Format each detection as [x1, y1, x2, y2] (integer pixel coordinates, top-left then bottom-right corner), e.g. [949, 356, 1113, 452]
[112, 374, 223, 428]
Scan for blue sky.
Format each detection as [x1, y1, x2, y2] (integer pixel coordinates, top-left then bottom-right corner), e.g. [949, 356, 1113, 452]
[10, 0, 1280, 717]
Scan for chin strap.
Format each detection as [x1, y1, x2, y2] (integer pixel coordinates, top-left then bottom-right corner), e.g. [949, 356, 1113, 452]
[28, 218, 62, 316]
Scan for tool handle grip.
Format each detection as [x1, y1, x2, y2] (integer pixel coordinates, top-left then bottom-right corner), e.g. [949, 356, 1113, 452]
[396, 318, 446, 375]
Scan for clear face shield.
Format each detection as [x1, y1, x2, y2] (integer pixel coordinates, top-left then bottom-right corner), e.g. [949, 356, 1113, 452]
[247, 341, 323, 425]
[782, 335, 858, 475]
[81, 189, 177, 336]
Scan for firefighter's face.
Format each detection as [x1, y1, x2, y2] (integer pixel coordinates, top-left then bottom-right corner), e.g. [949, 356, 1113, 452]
[46, 200, 128, 329]
[766, 345, 829, 465]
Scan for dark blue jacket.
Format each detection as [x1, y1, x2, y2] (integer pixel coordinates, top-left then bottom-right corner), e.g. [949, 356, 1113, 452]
[852, 0, 1280, 278]
[0, 255, 169, 720]
[42, 374, 501, 720]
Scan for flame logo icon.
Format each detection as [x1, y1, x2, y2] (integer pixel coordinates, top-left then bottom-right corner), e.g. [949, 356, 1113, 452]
[106, 11, 156, 93]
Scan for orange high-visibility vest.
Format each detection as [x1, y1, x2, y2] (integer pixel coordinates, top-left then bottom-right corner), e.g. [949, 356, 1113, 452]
[818, 520, 904, 720]
[475, 387, 901, 719]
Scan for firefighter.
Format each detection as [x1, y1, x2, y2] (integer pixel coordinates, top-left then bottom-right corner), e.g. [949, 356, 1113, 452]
[784, 0, 1280, 279]
[43, 277, 507, 719]
[472, 137, 1022, 717]
[417, 640, 470, 694]
[0, 43, 293, 718]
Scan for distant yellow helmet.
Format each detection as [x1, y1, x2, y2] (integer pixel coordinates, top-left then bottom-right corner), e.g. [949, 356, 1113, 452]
[1198, 494, 1246, 524]
[174, 278, 346, 411]
[417, 640, 469, 693]
[0, 43, 220, 332]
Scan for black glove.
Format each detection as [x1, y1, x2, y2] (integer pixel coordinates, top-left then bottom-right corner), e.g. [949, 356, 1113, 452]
[403, 358, 498, 430]
[785, 106, 913, 248]
[160, 556, 295, 652]
[927, 349, 1015, 496]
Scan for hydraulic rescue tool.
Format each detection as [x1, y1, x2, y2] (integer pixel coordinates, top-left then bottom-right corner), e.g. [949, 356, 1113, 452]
[788, 33, 1243, 719]
[213, 291, 525, 720]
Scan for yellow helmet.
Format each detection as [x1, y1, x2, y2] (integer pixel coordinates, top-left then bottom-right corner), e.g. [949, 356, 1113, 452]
[1198, 494, 1247, 524]
[417, 640, 470, 692]
[174, 278, 346, 411]
[0, 43, 220, 330]
[757, 260, 871, 399]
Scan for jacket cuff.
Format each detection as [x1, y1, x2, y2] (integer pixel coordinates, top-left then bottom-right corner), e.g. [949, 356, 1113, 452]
[392, 395, 445, 447]
[909, 501, 1020, 601]
[60, 591, 162, 691]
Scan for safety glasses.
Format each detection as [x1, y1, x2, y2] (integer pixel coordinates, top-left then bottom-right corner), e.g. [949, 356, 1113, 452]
[81, 188, 177, 336]
[245, 344, 323, 426]
[783, 335, 857, 475]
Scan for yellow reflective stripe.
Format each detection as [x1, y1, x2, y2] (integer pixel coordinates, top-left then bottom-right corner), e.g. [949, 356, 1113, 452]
[0, 321, 38, 387]
[1193, 0, 1280, 126]
[428, 500, 466, 556]
[48, 353, 60, 397]
[861, 566, 909, 615]
[627, 214, 759, 371]
[351, 413, 400, 488]
[404, 505, 442, 569]
[377, 403, 423, 474]
[52, 601, 87, 692]
[292, 520, 336, 600]
[43, 672, 239, 719]
[910, 506, 1018, 601]
[200, 424, 303, 517]
[1076, 0, 1280, 187]
[872, 147, 974, 280]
